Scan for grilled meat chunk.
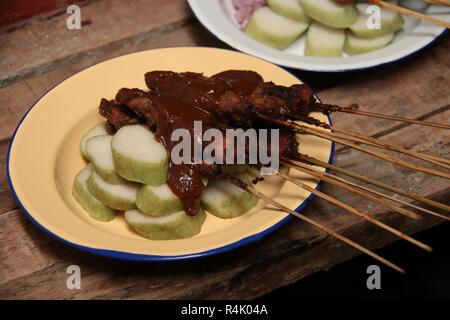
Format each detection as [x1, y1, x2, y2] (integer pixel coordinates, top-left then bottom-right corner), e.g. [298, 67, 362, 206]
[98, 98, 140, 133]
[98, 70, 314, 215]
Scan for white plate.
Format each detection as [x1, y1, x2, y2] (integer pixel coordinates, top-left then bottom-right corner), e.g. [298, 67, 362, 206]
[188, 0, 448, 72]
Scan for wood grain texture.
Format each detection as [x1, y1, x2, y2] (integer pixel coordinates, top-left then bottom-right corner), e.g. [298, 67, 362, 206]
[1, 115, 448, 298]
[1, 0, 58, 28]
[0, 23, 225, 143]
[1, 84, 448, 299]
[0, 0, 449, 300]
[0, 139, 16, 215]
[0, 0, 192, 88]
[317, 37, 450, 141]
[0, 21, 224, 216]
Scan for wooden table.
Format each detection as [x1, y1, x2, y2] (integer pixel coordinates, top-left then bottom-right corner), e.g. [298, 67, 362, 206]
[0, 0, 449, 299]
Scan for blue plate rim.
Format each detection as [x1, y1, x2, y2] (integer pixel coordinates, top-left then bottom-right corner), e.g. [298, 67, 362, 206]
[6, 47, 335, 263]
[187, 0, 449, 73]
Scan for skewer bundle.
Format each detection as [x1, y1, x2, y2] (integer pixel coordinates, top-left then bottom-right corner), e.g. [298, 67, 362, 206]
[99, 70, 449, 273]
[336, 0, 450, 28]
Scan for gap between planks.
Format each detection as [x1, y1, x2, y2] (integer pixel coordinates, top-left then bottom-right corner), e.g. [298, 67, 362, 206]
[0, 191, 448, 300]
[335, 104, 450, 153]
[0, 0, 195, 89]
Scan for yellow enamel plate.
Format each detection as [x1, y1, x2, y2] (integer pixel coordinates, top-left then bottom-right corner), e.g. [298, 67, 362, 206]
[8, 47, 332, 261]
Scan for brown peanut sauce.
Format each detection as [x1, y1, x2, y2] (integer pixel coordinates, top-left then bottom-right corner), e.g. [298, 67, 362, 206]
[145, 70, 263, 215]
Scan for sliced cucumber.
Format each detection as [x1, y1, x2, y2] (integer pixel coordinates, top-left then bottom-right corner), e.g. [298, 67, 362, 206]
[72, 165, 117, 222]
[136, 183, 182, 217]
[85, 135, 125, 184]
[305, 22, 345, 57]
[345, 32, 394, 55]
[350, 3, 404, 38]
[87, 170, 139, 211]
[80, 122, 109, 158]
[111, 125, 168, 186]
[125, 208, 206, 240]
[299, 0, 358, 28]
[267, 0, 311, 23]
[244, 7, 309, 50]
[200, 174, 259, 219]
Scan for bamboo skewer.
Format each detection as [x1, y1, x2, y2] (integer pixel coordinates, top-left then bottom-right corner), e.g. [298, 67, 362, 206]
[424, 0, 450, 6]
[223, 174, 405, 273]
[312, 122, 450, 169]
[282, 159, 420, 220]
[300, 125, 450, 179]
[370, 0, 450, 28]
[276, 170, 432, 252]
[315, 104, 450, 130]
[301, 116, 450, 167]
[273, 119, 450, 180]
[282, 158, 450, 222]
[328, 125, 450, 167]
[435, 0, 450, 6]
[296, 153, 450, 213]
[263, 114, 450, 167]
[298, 117, 450, 168]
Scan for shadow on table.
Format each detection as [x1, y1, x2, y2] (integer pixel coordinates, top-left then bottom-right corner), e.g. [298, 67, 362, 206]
[260, 222, 450, 300]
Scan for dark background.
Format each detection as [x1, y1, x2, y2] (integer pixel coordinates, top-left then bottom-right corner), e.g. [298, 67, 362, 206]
[260, 221, 450, 300]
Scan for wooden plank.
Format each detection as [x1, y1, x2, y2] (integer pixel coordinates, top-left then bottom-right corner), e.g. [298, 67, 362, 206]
[1, 33, 448, 145]
[1, 36, 449, 144]
[0, 139, 16, 214]
[0, 0, 448, 299]
[0, 22, 225, 143]
[1, 33, 447, 216]
[0, 0, 59, 29]
[317, 37, 450, 141]
[0, 0, 192, 88]
[0, 22, 224, 215]
[0, 110, 448, 299]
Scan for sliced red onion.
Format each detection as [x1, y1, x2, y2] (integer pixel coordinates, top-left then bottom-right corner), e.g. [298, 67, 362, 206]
[235, 5, 254, 25]
[232, 0, 256, 8]
[223, 0, 267, 29]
